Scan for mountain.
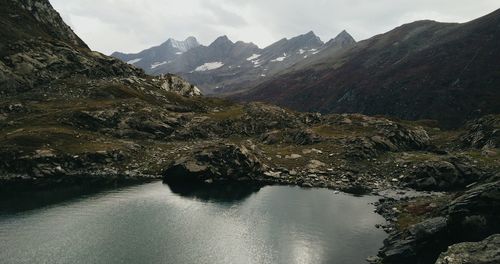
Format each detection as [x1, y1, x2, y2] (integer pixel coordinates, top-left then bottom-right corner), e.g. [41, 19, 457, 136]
[233, 9, 500, 128]
[0, 0, 210, 185]
[113, 30, 356, 94]
[111, 36, 200, 71]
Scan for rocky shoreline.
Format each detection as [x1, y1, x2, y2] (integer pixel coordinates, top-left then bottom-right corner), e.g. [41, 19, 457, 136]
[1, 115, 499, 264]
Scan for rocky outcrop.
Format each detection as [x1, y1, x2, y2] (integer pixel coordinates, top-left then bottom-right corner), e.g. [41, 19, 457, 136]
[157, 74, 202, 97]
[8, 0, 87, 48]
[345, 121, 431, 159]
[379, 180, 500, 264]
[460, 115, 500, 149]
[0, 39, 144, 95]
[446, 180, 500, 241]
[404, 159, 484, 191]
[260, 128, 322, 145]
[0, 147, 155, 190]
[380, 217, 451, 264]
[162, 143, 265, 183]
[435, 234, 500, 264]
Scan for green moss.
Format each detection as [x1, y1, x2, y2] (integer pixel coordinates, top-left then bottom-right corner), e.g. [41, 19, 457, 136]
[205, 106, 245, 121]
[396, 195, 453, 230]
[0, 125, 125, 154]
[312, 124, 376, 138]
[464, 150, 500, 170]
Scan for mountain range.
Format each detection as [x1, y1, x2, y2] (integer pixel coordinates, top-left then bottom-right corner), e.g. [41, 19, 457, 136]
[232, 9, 500, 128]
[112, 30, 356, 94]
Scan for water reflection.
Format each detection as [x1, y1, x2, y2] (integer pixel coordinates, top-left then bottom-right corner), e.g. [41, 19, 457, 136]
[164, 180, 263, 202]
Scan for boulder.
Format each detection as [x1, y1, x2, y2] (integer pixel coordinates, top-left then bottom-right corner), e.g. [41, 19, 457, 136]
[446, 180, 500, 241]
[345, 124, 430, 159]
[405, 159, 483, 191]
[435, 234, 500, 264]
[380, 180, 500, 264]
[158, 74, 202, 97]
[380, 217, 450, 264]
[162, 144, 265, 183]
[460, 115, 500, 149]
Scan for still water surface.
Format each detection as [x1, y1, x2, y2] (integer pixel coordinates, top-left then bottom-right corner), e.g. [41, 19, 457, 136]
[0, 182, 386, 264]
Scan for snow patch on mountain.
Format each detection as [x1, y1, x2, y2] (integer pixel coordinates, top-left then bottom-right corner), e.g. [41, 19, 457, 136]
[127, 58, 142, 65]
[151, 61, 169, 69]
[271, 53, 287, 62]
[246, 54, 261, 61]
[194, 62, 224, 72]
[309, 48, 320, 55]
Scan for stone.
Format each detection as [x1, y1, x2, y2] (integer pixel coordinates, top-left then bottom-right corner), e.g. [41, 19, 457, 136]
[264, 171, 281, 178]
[162, 144, 265, 183]
[435, 234, 500, 264]
[405, 159, 482, 191]
[286, 154, 302, 159]
[307, 160, 326, 169]
[460, 115, 499, 149]
[409, 217, 448, 241]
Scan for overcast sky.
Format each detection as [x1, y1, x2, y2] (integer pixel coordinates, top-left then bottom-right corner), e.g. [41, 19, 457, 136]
[50, 0, 499, 55]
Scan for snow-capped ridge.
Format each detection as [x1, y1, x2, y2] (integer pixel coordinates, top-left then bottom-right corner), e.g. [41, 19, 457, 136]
[167, 36, 200, 52]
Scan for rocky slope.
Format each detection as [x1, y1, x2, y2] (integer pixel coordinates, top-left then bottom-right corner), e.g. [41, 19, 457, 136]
[0, 0, 206, 187]
[233, 9, 500, 128]
[113, 31, 356, 95]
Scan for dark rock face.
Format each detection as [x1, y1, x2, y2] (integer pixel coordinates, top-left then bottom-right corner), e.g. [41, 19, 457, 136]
[0, 40, 143, 95]
[435, 234, 500, 264]
[404, 159, 483, 191]
[162, 144, 265, 183]
[345, 121, 431, 160]
[381, 217, 451, 264]
[260, 128, 322, 145]
[446, 180, 500, 241]
[460, 115, 500, 149]
[379, 180, 500, 264]
[1, 0, 88, 49]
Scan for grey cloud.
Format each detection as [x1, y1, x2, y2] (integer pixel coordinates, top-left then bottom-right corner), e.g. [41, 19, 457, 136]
[201, 0, 247, 27]
[49, 0, 499, 54]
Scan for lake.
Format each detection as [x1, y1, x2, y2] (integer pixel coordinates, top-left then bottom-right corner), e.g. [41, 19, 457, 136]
[0, 181, 387, 264]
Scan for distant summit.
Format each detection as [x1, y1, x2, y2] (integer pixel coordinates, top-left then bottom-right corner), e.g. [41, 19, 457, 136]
[112, 30, 356, 94]
[167, 36, 200, 53]
[325, 30, 356, 48]
[111, 36, 200, 70]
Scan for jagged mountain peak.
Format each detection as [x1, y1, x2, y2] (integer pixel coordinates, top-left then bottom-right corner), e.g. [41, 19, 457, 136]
[325, 30, 356, 48]
[288, 31, 323, 46]
[304, 30, 318, 37]
[165, 36, 200, 52]
[210, 35, 234, 47]
[295, 30, 320, 40]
